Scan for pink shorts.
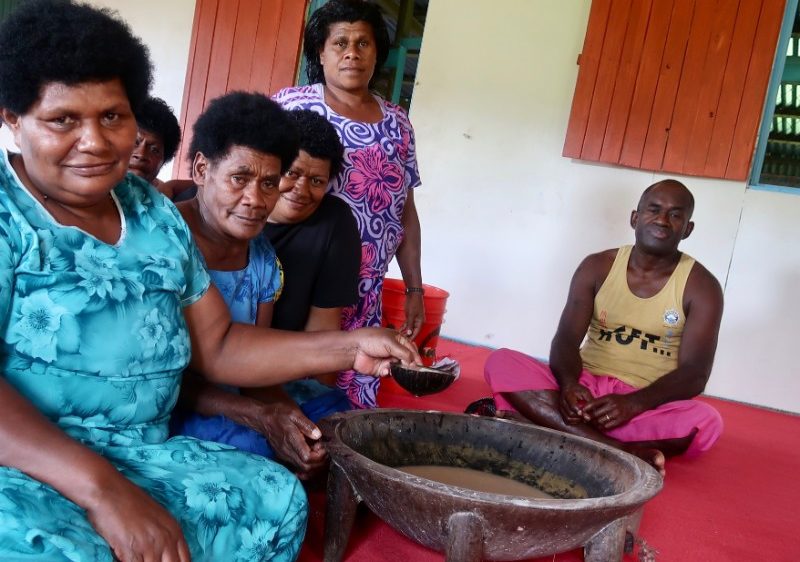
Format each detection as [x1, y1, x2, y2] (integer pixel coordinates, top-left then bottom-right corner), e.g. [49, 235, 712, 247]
[484, 348, 723, 457]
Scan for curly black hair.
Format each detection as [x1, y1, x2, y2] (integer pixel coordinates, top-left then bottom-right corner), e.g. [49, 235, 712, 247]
[189, 92, 299, 174]
[0, 0, 152, 115]
[303, 0, 390, 87]
[136, 97, 181, 164]
[288, 109, 344, 178]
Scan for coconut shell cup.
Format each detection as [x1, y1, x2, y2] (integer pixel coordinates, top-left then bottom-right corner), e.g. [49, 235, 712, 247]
[389, 364, 457, 396]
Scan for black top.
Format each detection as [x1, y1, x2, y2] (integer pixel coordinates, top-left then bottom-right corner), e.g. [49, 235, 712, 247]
[265, 195, 361, 331]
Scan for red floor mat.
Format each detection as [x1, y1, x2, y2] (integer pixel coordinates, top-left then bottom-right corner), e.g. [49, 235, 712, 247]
[298, 339, 800, 562]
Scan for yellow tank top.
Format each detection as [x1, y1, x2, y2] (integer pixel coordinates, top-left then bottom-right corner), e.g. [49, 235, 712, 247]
[579, 245, 695, 388]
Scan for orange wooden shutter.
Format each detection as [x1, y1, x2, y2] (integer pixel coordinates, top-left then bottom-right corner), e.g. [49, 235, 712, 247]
[175, 0, 308, 178]
[563, 0, 786, 181]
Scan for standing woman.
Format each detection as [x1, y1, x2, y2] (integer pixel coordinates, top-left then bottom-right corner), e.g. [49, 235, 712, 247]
[275, 0, 424, 408]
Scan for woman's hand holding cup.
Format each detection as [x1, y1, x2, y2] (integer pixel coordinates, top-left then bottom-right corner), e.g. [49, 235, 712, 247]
[349, 327, 421, 376]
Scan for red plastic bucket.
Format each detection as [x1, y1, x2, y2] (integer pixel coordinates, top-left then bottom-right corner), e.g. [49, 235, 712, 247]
[381, 278, 449, 366]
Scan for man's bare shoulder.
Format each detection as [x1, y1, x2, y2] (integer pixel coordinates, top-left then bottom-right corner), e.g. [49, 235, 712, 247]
[578, 248, 618, 277]
[583, 248, 618, 266]
[686, 259, 724, 306]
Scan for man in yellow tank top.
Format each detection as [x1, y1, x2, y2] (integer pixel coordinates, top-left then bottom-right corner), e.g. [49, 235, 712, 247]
[481, 180, 724, 476]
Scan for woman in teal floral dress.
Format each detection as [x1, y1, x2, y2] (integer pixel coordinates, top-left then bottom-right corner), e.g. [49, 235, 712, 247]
[0, 2, 418, 561]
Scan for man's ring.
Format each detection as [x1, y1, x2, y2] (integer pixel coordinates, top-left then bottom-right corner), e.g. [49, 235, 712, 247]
[604, 414, 610, 422]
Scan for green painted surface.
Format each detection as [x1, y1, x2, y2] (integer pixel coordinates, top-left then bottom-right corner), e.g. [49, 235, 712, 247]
[0, 0, 20, 21]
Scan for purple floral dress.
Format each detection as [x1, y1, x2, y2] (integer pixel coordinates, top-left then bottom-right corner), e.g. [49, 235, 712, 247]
[274, 84, 421, 408]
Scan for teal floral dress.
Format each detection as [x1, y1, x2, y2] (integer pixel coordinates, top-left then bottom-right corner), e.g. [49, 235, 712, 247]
[0, 152, 307, 561]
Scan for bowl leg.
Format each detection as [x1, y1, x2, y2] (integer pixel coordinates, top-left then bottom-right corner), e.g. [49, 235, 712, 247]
[584, 516, 626, 562]
[323, 461, 360, 562]
[624, 508, 644, 554]
[445, 512, 485, 562]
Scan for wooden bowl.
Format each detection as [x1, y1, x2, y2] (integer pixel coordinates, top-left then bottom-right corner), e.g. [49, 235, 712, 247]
[389, 364, 457, 396]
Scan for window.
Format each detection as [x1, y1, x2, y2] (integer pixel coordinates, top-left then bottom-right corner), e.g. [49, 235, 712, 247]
[751, 0, 800, 191]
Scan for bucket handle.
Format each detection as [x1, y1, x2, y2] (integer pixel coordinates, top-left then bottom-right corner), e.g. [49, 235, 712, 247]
[383, 322, 441, 360]
[418, 326, 440, 360]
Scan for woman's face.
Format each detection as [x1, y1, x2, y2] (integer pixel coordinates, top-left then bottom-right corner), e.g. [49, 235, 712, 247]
[193, 145, 282, 242]
[319, 21, 377, 92]
[2, 79, 137, 204]
[270, 150, 331, 224]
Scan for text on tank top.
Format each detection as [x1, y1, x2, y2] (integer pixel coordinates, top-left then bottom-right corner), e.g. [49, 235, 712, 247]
[579, 245, 695, 388]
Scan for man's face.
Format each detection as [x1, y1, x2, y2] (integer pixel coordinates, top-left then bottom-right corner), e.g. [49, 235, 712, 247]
[128, 128, 165, 184]
[630, 185, 694, 256]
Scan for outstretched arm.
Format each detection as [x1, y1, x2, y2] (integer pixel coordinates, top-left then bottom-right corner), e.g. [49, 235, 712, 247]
[304, 305, 346, 386]
[178, 301, 329, 476]
[241, 305, 347, 474]
[585, 264, 724, 430]
[184, 285, 420, 387]
[396, 189, 424, 339]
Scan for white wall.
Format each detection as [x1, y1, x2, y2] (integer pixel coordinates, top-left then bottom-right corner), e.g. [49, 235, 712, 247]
[707, 189, 800, 410]
[0, 0, 195, 181]
[395, 0, 800, 413]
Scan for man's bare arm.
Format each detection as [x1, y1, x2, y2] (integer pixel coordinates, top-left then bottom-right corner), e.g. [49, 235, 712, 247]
[550, 251, 614, 387]
[632, 264, 723, 408]
[548, 251, 615, 422]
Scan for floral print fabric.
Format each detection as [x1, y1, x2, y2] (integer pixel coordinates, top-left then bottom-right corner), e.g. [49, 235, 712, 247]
[207, 236, 283, 325]
[274, 84, 421, 408]
[0, 151, 306, 561]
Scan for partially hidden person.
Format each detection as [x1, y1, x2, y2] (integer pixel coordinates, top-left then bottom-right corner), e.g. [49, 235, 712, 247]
[127, 95, 181, 195]
[0, 2, 419, 561]
[480, 180, 724, 476]
[274, 0, 425, 409]
[264, 109, 362, 474]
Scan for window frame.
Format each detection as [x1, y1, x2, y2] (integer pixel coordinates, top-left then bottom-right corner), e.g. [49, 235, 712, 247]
[750, 0, 800, 194]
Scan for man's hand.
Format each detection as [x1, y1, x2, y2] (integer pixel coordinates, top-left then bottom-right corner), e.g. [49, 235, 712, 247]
[558, 383, 594, 425]
[247, 402, 327, 479]
[401, 293, 425, 340]
[349, 327, 421, 375]
[86, 475, 191, 562]
[582, 393, 645, 430]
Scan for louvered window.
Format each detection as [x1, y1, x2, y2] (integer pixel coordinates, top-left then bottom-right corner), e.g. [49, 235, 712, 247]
[753, 6, 800, 190]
